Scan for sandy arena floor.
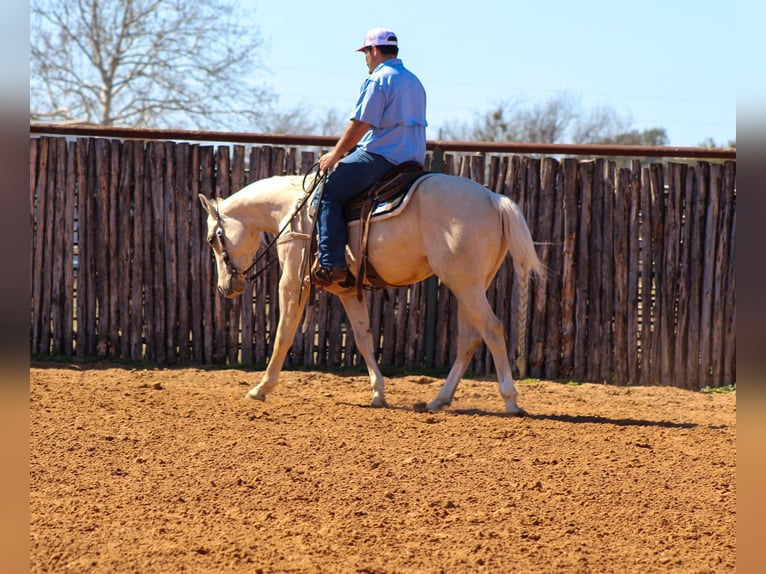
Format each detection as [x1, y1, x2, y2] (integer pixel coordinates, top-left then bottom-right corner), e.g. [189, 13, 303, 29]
[30, 363, 735, 573]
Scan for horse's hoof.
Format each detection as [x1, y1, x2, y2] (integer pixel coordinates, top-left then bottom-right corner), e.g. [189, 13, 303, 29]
[424, 399, 447, 413]
[505, 407, 527, 417]
[245, 390, 266, 401]
[370, 392, 388, 408]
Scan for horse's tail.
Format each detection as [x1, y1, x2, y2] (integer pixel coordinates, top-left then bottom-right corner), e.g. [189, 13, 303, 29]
[497, 195, 546, 378]
[498, 195, 545, 282]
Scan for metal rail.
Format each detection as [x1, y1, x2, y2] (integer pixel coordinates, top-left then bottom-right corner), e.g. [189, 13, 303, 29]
[30, 123, 736, 160]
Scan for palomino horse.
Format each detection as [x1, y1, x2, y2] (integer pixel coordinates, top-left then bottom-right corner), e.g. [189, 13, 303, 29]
[199, 172, 545, 414]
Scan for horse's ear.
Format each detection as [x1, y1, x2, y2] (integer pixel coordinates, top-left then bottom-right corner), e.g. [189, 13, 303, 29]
[198, 194, 215, 217]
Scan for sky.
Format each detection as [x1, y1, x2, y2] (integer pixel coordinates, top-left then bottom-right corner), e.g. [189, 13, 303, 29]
[244, 0, 736, 147]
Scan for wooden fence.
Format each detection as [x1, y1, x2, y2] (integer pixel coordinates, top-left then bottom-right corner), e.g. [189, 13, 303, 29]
[29, 135, 736, 389]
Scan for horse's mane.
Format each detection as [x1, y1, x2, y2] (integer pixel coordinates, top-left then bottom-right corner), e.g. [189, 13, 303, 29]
[245, 174, 303, 195]
[224, 175, 304, 210]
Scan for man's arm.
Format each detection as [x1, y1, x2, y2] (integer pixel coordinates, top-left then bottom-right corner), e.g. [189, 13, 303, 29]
[319, 119, 372, 172]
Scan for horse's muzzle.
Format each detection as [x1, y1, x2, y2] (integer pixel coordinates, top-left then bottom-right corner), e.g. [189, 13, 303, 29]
[218, 274, 245, 298]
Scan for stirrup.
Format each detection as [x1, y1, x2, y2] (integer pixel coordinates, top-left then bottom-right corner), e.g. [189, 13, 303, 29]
[312, 265, 348, 286]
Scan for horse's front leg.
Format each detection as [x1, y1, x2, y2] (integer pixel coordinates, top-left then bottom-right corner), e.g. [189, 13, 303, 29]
[337, 291, 387, 408]
[245, 303, 303, 401]
[246, 247, 308, 401]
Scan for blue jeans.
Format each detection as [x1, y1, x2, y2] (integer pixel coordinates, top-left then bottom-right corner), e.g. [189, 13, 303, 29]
[316, 148, 394, 269]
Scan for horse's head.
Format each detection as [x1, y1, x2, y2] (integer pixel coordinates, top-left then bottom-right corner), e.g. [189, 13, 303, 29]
[198, 194, 260, 298]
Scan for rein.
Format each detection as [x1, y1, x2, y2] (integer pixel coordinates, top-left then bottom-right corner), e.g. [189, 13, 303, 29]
[213, 164, 325, 282]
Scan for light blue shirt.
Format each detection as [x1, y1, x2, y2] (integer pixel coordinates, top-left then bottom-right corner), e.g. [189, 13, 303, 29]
[351, 58, 427, 165]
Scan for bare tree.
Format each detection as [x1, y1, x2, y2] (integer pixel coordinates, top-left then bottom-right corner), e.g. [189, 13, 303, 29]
[515, 91, 578, 143]
[313, 107, 348, 138]
[471, 99, 524, 142]
[30, 0, 274, 130]
[570, 103, 634, 144]
[440, 91, 668, 146]
[260, 105, 348, 137]
[441, 93, 576, 143]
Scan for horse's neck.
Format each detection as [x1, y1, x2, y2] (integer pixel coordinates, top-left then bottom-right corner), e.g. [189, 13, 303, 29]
[226, 178, 302, 234]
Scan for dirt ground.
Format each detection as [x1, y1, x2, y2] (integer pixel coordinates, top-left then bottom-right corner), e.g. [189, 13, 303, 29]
[30, 363, 736, 573]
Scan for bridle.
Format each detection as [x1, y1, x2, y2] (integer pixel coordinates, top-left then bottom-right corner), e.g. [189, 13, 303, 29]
[209, 164, 326, 282]
[209, 200, 256, 280]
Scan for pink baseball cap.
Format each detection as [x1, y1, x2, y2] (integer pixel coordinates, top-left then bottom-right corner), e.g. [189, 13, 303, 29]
[356, 28, 398, 51]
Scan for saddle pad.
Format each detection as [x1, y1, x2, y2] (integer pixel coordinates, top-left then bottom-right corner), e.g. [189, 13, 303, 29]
[343, 169, 429, 222]
[367, 191, 407, 218]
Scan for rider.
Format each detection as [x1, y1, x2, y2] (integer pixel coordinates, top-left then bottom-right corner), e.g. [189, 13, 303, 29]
[313, 28, 427, 286]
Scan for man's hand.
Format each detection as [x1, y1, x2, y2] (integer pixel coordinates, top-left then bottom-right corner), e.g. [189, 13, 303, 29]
[319, 151, 342, 173]
[319, 119, 372, 174]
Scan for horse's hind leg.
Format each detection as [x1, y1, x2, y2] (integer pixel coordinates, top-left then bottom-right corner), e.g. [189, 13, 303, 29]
[426, 307, 481, 412]
[439, 290, 523, 415]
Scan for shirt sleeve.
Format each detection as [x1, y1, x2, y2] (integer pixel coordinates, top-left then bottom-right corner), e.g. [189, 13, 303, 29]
[351, 78, 385, 128]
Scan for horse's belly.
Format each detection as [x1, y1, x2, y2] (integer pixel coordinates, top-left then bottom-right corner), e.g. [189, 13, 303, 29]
[347, 227, 432, 286]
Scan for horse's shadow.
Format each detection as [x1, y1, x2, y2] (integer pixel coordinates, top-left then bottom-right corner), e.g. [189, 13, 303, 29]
[338, 402, 698, 429]
[507, 411, 696, 429]
[452, 408, 697, 428]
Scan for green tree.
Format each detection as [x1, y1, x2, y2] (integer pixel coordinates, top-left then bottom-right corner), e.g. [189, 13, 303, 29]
[698, 137, 736, 149]
[604, 128, 669, 146]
